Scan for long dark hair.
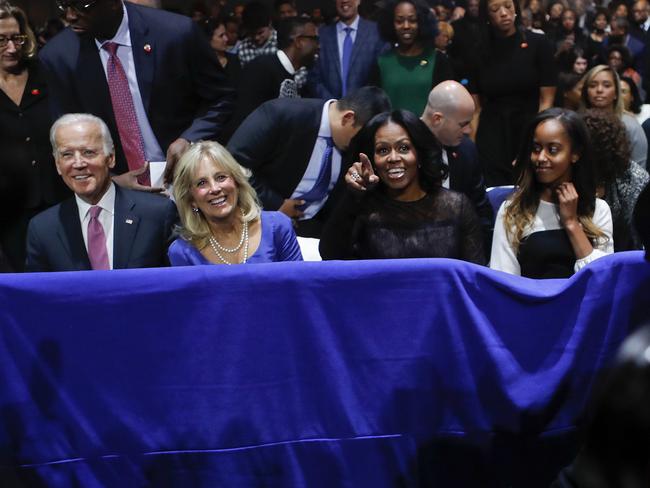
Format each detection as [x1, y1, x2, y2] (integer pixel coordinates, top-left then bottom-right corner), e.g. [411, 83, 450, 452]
[505, 108, 605, 249]
[351, 110, 447, 194]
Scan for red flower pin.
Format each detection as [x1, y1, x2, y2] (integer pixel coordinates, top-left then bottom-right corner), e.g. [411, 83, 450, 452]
[144, 44, 152, 53]
[31, 88, 40, 96]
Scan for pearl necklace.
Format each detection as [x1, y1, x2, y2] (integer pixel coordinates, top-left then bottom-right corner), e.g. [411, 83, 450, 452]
[208, 215, 249, 265]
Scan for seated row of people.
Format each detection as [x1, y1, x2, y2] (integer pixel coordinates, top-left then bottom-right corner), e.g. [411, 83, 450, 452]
[23, 99, 646, 280]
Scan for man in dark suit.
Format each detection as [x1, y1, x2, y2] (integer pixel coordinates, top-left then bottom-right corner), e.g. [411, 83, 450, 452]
[604, 16, 646, 75]
[222, 17, 320, 142]
[630, 0, 650, 42]
[227, 87, 391, 237]
[26, 114, 177, 272]
[420, 81, 493, 253]
[307, 0, 385, 99]
[39, 0, 232, 190]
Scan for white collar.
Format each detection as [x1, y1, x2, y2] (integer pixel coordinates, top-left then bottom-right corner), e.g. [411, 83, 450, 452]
[319, 99, 336, 139]
[95, 2, 131, 50]
[276, 49, 296, 74]
[337, 15, 360, 33]
[76, 182, 116, 222]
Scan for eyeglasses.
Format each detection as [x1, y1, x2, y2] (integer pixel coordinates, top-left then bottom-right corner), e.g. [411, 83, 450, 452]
[297, 34, 320, 41]
[0, 35, 28, 48]
[55, 0, 100, 13]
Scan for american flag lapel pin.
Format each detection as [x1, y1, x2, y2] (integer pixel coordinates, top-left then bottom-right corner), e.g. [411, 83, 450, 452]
[144, 44, 152, 53]
[126, 219, 133, 225]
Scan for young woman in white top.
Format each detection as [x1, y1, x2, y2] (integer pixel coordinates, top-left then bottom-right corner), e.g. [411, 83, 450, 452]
[490, 108, 614, 278]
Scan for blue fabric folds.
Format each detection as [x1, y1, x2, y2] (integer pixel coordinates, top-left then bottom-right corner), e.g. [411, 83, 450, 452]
[0, 253, 648, 487]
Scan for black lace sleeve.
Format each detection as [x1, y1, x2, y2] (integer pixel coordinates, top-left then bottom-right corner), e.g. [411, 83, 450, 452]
[458, 193, 487, 265]
[319, 190, 362, 260]
[322, 187, 488, 263]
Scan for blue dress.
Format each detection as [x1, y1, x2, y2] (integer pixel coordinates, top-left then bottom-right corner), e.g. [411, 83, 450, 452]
[168, 211, 303, 265]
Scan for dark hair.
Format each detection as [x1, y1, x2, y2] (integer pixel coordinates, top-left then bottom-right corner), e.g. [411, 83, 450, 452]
[620, 75, 642, 114]
[242, 1, 271, 32]
[515, 108, 596, 217]
[352, 110, 447, 193]
[276, 16, 312, 49]
[607, 44, 635, 71]
[571, 324, 650, 488]
[202, 16, 225, 38]
[556, 46, 585, 74]
[546, 0, 565, 17]
[593, 6, 610, 26]
[274, 0, 296, 11]
[478, 0, 526, 61]
[581, 108, 631, 183]
[377, 0, 437, 45]
[554, 71, 582, 108]
[336, 86, 392, 128]
[611, 15, 630, 33]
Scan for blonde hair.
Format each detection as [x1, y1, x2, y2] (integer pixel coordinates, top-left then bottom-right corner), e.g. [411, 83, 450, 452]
[437, 21, 454, 39]
[172, 141, 261, 249]
[580, 65, 625, 117]
[0, 1, 37, 60]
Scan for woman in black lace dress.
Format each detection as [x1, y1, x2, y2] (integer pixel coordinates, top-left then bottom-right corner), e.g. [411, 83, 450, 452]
[319, 110, 485, 263]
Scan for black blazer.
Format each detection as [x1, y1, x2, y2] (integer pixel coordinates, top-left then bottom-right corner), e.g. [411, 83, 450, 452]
[39, 2, 233, 174]
[222, 54, 296, 143]
[26, 185, 178, 272]
[446, 137, 494, 253]
[227, 98, 328, 210]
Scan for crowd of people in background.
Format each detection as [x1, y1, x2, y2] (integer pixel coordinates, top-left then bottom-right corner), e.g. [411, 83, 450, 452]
[0, 0, 648, 280]
[0, 0, 649, 484]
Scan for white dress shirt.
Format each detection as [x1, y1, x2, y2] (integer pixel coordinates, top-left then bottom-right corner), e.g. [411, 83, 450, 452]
[76, 183, 116, 269]
[336, 16, 360, 66]
[95, 3, 165, 162]
[277, 49, 296, 74]
[290, 99, 342, 219]
[441, 148, 450, 189]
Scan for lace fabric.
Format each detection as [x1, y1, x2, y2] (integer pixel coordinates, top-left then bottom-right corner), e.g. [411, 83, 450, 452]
[321, 188, 486, 264]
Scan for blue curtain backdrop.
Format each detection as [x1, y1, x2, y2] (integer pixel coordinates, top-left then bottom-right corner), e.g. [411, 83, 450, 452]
[0, 252, 648, 487]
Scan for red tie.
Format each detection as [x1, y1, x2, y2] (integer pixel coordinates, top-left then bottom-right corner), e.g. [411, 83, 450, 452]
[102, 41, 150, 186]
[87, 206, 110, 270]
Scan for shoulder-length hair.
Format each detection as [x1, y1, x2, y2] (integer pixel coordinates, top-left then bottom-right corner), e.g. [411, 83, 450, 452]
[0, 2, 37, 60]
[376, 0, 437, 45]
[580, 65, 625, 116]
[350, 109, 447, 194]
[172, 141, 261, 249]
[505, 107, 606, 250]
[619, 75, 642, 115]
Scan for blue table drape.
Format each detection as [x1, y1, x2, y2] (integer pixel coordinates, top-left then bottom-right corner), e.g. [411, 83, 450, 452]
[0, 252, 648, 487]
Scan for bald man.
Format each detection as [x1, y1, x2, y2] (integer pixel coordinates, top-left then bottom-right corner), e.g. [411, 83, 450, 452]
[421, 80, 493, 253]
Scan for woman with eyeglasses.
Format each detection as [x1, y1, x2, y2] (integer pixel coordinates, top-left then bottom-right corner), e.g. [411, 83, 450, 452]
[0, 2, 69, 272]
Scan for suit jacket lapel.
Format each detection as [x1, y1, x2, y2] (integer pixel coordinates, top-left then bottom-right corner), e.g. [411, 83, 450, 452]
[77, 37, 115, 126]
[57, 199, 91, 270]
[445, 146, 460, 189]
[112, 186, 139, 269]
[127, 2, 154, 111]
[325, 25, 342, 84]
[349, 19, 369, 69]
